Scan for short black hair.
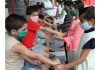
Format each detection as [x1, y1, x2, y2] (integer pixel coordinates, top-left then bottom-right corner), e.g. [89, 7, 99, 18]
[82, 6, 95, 20]
[56, 0, 66, 3]
[74, 1, 84, 16]
[40, 2, 45, 8]
[64, 1, 75, 7]
[37, 2, 41, 5]
[26, 5, 39, 15]
[64, 1, 77, 11]
[5, 14, 27, 33]
[39, 14, 45, 19]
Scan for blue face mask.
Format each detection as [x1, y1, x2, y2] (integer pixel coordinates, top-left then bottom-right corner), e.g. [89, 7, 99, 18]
[16, 29, 28, 42]
[81, 21, 93, 30]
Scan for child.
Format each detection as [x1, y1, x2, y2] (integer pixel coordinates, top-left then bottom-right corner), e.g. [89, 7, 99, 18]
[44, 0, 55, 17]
[38, 2, 46, 17]
[55, 1, 79, 33]
[74, 0, 85, 16]
[64, 1, 78, 19]
[54, 0, 66, 24]
[5, 14, 60, 70]
[57, 6, 95, 70]
[22, 5, 62, 70]
[55, 7, 84, 70]
[54, 1, 84, 70]
[38, 14, 54, 27]
[26, 5, 51, 48]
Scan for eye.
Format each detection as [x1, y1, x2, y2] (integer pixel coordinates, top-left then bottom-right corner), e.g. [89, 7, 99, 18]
[13, 30, 17, 32]
[23, 29, 26, 31]
[11, 29, 17, 33]
[22, 29, 27, 31]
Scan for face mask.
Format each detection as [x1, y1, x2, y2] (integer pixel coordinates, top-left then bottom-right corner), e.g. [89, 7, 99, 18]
[64, 6, 69, 13]
[81, 21, 93, 30]
[30, 16, 39, 23]
[16, 29, 28, 42]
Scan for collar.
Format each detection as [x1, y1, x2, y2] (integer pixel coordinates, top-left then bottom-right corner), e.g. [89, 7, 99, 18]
[84, 28, 95, 33]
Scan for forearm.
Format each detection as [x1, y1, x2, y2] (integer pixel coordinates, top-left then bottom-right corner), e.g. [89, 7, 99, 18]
[24, 50, 56, 65]
[45, 27, 62, 36]
[39, 26, 61, 35]
[64, 57, 85, 69]
[13, 44, 57, 65]
[58, 37, 64, 40]
[64, 49, 90, 69]
[45, 21, 53, 26]
[56, 35, 64, 40]
[21, 55, 36, 64]
[46, 18, 53, 23]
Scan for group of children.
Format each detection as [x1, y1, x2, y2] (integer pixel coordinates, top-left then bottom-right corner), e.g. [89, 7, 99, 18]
[5, 0, 95, 70]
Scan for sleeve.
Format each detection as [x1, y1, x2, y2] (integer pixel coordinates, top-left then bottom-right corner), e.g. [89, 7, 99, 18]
[83, 38, 95, 49]
[28, 19, 40, 31]
[7, 38, 20, 50]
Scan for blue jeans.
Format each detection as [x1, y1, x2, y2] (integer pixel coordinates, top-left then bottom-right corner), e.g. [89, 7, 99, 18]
[23, 44, 45, 70]
[22, 62, 42, 70]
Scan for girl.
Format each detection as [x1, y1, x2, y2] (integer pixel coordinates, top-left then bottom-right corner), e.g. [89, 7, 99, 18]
[57, 6, 95, 70]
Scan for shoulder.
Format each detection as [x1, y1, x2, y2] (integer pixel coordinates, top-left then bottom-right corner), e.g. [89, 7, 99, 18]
[6, 33, 20, 49]
[83, 38, 95, 49]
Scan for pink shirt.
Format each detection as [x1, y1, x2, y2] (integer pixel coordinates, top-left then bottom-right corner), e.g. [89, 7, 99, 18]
[64, 18, 84, 52]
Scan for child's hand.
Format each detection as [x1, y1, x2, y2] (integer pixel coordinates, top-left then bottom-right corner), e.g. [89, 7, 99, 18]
[56, 32, 64, 38]
[56, 64, 65, 70]
[53, 58, 61, 66]
[55, 35, 64, 40]
[55, 35, 60, 39]
[32, 60, 42, 65]
[52, 24, 57, 29]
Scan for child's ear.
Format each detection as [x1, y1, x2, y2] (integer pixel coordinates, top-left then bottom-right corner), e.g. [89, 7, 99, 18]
[91, 19, 95, 24]
[89, 19, 95, 25]
[11, 29, 18, 35]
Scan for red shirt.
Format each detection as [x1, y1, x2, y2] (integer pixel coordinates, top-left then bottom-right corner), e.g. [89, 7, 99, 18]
[22, 18, 40, 49]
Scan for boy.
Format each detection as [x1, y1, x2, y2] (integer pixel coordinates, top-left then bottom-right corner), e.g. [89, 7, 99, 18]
[22, 5, 62, 70]
[5, 14, 60, 70]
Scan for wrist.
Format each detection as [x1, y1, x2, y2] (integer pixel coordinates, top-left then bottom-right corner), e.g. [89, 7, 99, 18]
[52, 61, 60, 66]
[63, 64, 66, 69]
[52, 62, 57, 66]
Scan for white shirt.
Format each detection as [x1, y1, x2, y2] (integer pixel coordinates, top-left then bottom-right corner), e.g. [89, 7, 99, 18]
[5, 33, 24, 70]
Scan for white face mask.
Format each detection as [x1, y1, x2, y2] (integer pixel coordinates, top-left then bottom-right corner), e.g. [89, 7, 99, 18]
[62, 5, 64, 9]
[81, 21, 93, 30]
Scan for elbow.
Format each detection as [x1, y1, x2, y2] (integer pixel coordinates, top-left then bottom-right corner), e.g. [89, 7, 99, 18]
[23, 50, 39, 60]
